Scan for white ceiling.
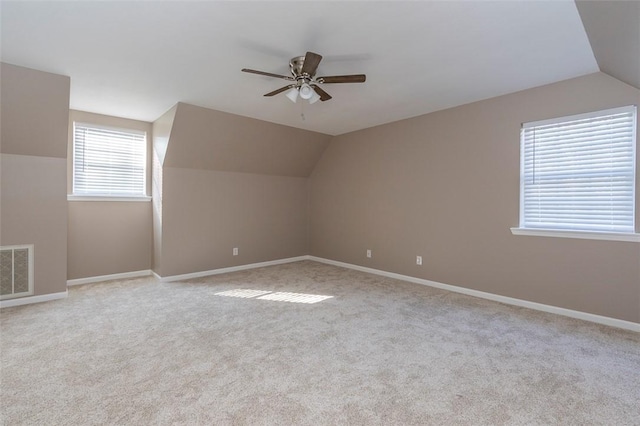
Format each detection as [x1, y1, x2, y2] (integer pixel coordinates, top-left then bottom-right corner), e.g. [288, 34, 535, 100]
[0, 1, 598, 136]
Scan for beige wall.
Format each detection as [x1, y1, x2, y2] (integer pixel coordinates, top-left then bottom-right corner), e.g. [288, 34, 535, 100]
[67, 201, 151, 279]
[1, 63, 69, 296]
[160, 168, 308, 277]
[151, 105, 177, 276]
[154, 103, 330, 277]
[66, 110, 153, 280]
[310, 72, 640, 323]
[0, 63, 69, 159]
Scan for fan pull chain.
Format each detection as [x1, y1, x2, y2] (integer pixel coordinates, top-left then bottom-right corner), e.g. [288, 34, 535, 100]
[300, 98, 306, 121]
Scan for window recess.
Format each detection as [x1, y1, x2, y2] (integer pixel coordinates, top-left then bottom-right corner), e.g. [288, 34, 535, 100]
[513, 105, 638, 242]
[72, 123, 148, 199]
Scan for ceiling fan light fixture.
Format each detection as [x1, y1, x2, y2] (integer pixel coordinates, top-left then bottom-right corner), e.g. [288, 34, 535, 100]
[285, 87, 298, 103]
[299, 83, 314, 100]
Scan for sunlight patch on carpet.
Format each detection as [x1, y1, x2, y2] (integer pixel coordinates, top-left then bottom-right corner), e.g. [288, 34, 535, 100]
[257, 292, 333, 304]
[215, 289, 333, 304]
[214, 289, 271, 298]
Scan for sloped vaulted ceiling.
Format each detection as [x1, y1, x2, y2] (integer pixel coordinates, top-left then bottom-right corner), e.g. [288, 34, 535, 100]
[576, 0, 640, 90]
[162, 103, 331, 177]
[1, 1, 636, 136]
[0, 1, 601, 135]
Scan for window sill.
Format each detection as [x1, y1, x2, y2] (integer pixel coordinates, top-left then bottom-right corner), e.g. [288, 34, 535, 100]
[67, 195, 152, 202]
[510, 227, 640, 242]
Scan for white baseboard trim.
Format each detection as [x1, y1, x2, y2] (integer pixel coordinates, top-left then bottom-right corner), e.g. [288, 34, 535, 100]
[308, 256, 640, 333]
[158, 256, 310, 282]
[0, 290, 68, 308]
[67, 270, 152, 287]
[151, 270, 162, 281]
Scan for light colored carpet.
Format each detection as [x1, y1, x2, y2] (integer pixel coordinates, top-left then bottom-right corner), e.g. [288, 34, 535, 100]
[1, 260, 638, 425]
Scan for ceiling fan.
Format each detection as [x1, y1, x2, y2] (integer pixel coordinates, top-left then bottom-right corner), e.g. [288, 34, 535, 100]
[241, 51, 366, 104]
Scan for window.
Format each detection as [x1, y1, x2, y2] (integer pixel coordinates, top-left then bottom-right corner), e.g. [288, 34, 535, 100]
[72, 123, 148, 199]
[512, 105, 639, 242]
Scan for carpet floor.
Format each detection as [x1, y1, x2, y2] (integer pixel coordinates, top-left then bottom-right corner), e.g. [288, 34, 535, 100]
[1, 260, 639, 425]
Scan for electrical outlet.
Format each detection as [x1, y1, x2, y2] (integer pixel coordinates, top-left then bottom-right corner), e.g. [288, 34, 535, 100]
[366, 249, 372, 258]
[416, 256, 422, 265]
[233, 247, 238, 256]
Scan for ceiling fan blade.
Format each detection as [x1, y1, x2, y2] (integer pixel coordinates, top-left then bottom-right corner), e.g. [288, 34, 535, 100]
[317, 74, 366, 84]
[242, 68, 294, 81]
[311, 85, 332, 101]
[264, 85, 295, 97]
[301, 51, 323, 77]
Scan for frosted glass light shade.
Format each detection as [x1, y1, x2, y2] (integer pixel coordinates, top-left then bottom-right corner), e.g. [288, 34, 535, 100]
[309, 91, 321, 104]
[285, 88, 298, 103]
[299, 83, 314, 100]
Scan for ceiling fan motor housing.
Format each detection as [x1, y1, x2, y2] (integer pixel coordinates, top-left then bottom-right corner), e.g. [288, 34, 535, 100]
[289, 56, 307, 77]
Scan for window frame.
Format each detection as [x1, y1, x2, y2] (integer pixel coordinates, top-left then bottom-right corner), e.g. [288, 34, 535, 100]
[70, 122, 151, 202]
[511, 105, 639, 242]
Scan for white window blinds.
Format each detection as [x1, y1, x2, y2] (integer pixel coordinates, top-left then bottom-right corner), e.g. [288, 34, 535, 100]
[520, 106, 637, 233]
[73, 123, 147, 197]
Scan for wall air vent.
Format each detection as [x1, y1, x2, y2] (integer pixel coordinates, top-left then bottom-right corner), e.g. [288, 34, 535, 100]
[0, 245, 34, 300]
